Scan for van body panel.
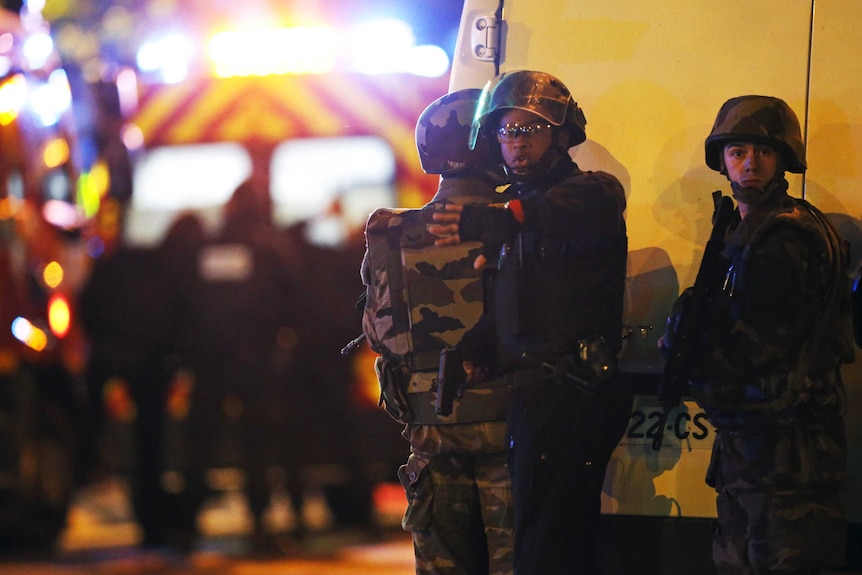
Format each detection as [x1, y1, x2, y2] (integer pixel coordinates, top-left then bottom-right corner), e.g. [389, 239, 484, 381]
[451, 0, 862, 532]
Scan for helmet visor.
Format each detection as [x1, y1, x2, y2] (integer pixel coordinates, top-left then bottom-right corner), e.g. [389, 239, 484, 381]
[487, 71, 572, 126]
[469, 70, 574, 149]
[468, 77, 495, 150]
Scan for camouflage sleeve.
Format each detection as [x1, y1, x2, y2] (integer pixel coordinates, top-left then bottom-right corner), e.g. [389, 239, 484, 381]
[709, 223, 820, 376]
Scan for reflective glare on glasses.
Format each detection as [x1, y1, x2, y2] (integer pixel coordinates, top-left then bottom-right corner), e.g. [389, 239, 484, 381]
[496, 122, 553, 142]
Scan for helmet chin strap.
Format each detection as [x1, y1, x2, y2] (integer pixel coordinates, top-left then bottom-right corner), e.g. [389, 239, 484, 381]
[730, 175, 789, 207]
[723, 155, 789, 207]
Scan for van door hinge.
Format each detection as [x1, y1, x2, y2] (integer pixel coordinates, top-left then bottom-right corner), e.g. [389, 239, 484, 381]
[471, 15, 498, 62]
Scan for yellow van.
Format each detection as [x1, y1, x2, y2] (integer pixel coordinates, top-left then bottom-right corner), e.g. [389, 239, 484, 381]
[450, 1, 862, 572]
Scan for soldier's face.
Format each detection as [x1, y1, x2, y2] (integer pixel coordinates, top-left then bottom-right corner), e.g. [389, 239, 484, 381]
[722, 142, 778, 190]
[496, 109, 554, 176]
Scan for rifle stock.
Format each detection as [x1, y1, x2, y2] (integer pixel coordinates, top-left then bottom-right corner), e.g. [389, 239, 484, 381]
[652, 192, 735, 450]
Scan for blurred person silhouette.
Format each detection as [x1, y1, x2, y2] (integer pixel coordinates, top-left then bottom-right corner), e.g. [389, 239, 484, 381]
[281, 201, 386, 533]
[181, 180, 301, 554]
[152, 210, 207, 550]
[79, 240, 177, 549]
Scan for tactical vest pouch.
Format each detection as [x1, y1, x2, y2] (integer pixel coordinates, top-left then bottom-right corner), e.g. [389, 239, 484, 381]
[374, 356, 413, 424]
[362, 206, 486, 370]
[398, 454, 431, 532]
[363, 205, 513, 425]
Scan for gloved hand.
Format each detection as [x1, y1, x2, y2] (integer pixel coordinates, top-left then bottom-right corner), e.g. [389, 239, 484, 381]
[429, 202, 521, 269]
[458, 203, 520, 264]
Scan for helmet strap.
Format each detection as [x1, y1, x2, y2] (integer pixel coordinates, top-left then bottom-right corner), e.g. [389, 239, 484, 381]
[730, 174, 788, 207]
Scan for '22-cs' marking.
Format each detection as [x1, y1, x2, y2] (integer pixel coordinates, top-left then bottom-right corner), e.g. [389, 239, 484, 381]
[627, 410, 710, 441]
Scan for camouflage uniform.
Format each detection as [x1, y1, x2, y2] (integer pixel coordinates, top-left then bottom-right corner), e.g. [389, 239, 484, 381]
[400, 420, 513, 575]
[399, 174, 514, 575]
[688, 96, 855, 575]
[363, 89, 515, 575]
[367, 176, 515, 575]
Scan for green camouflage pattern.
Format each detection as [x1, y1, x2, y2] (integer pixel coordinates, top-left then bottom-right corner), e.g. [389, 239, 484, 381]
[398, 432, 514, 575]
[694, 196, 854, 427]
[713, 459, 847, 573]
[705, 95, 806, 173]
[362, 206, 484, 367]
[362, 206, 510, 425]
[689, 192, 853, 575]
[415, 88, 494, 175]
[404, 370, 510, 425]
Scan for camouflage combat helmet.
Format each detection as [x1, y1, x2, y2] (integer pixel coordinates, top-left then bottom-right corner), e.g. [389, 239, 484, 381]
[469, 70, 587, 150]
[415, 89, 495, 175]
[705, 95, 807, 173]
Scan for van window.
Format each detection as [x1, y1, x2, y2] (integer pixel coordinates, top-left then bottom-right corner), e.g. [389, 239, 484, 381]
[127, 142, 252, 245]
[270, 135, 396, 245]
[132, 143, 252, 210]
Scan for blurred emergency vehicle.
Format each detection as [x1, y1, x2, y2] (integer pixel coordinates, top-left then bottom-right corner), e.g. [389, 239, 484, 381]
[2, 2, 453, 547]
[0, 5, 96, 550]
[103, 15, 452, 529]
[450, 1, 862, 573]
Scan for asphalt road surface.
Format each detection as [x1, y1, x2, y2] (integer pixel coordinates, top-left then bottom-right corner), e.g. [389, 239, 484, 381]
[1, 537, 416, 575]
[0, 476, 416, 575]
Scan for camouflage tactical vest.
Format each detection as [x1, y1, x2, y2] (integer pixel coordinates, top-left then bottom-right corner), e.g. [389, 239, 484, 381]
[361, 205, 510, 425]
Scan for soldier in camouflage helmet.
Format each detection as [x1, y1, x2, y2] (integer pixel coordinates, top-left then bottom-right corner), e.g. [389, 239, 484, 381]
[365, 88, 515, 575]
[416, 88, 507, 193]
[429, 70, 631, 575]
[668, 95, 855, 574]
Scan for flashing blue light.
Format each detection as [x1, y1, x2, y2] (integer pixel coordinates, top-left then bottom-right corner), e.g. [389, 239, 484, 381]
[11, 316, 32, 342]
[137, 34, 193, 84]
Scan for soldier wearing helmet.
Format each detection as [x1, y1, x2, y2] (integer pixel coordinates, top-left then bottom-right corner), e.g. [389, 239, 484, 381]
[416, 87, 509, 205]
[429, 70, 630, 574]
[367, 88, 515, 575]
[704, 95, 807, 217]
[666, 95, 855, 575]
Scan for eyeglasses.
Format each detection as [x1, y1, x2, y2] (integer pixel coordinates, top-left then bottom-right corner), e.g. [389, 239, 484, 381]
[496, 122, 553, 142]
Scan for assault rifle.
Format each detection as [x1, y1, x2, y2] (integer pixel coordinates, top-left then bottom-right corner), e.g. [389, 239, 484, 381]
[652, 191, 735, 451]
